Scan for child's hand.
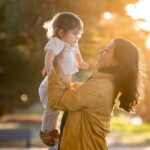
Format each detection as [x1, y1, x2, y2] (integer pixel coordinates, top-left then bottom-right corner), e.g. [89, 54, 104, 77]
[70, 82, 82, 90]
[41, 65, 55, 77]
[65, 82, 82, 90]
[78, 62, 89, 70]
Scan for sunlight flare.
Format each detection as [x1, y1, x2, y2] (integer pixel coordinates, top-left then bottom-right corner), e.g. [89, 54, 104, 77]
[146, 36, 150, 49]
[20, 94, 28, 102]
[103, 12, 112, 20]
[125, 0, 150, 31]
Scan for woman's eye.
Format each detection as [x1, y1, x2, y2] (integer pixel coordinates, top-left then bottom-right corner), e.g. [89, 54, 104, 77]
[102, 49, 106, 53]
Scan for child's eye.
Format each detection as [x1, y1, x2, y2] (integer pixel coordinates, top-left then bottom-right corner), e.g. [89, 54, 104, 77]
[73, 31, 81, 36]
[74, 32, 78, 36]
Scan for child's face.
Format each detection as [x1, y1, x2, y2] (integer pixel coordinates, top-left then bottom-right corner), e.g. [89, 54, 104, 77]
[62, 28, 82, 46]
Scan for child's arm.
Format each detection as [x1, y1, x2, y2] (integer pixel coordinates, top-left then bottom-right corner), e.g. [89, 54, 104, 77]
[75, 52, 89, 70]
[41, 50, 55, 77]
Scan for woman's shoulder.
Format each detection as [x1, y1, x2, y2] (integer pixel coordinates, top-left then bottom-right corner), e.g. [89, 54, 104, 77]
[85, 70, 115, 91]
[92, 70, 114, 80]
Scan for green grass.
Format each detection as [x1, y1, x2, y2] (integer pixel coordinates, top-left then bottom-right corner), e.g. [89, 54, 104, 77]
[111, 116, 150, 133]
[110, 115, 150, 145]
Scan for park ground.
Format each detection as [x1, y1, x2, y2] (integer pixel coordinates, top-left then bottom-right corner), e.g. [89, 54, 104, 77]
[0, 101, 150, 150]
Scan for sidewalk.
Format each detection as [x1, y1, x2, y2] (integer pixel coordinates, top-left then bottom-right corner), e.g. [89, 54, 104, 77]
[110, 146, 150, 150]
[107, 132, 150, 150]
[0, 102, 150, 150]
[0, 147, 150, 150]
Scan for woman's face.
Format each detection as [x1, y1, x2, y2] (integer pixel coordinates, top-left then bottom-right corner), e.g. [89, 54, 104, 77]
[96, 41, 117, 69]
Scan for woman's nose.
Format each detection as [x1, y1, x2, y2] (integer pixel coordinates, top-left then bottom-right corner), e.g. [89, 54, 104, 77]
[97, 54, 101, 61]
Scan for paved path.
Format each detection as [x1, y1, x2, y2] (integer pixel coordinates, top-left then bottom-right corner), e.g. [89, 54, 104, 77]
[0, 147, 150, 150]
[109, 146, 150, 150]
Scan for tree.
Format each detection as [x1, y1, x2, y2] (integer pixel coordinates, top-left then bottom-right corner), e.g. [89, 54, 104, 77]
[1, 0, 150, 120]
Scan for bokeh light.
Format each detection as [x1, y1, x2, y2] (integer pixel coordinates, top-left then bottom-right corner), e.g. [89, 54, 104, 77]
[146, 36, 150, 49]
[103, 12, 112, 20]
[125, 0, 150, 31]
[20, 94, 28, 102]
[125, 0, 150, 49]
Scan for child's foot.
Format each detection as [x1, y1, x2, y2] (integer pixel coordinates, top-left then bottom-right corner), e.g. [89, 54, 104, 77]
[50, 129, 60, 139]
[40, 130, 55, 146]
[39, 129, 60, 147]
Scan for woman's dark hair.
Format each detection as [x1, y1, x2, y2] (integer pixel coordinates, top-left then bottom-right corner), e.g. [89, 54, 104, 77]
[113, 38, 140, 112]
[43, 12, 83, 38]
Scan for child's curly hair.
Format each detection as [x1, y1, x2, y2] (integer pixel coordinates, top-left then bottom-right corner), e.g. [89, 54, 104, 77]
[43, 12, 83, 39]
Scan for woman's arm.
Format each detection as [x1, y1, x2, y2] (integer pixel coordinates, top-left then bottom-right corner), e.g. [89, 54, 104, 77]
[47, 76, 91, 111]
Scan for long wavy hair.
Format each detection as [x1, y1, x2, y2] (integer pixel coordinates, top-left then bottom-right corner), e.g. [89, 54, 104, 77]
[113, 38, 140, 112]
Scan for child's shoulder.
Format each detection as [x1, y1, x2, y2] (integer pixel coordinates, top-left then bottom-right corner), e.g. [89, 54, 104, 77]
[44, 37, 66, 54]
[47, 37, 65, 45]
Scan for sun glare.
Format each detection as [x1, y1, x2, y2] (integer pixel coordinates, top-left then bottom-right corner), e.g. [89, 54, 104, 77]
[146, 36, 150, 49]
[125, 0, 150, 31]
[125, 0, 150, 48]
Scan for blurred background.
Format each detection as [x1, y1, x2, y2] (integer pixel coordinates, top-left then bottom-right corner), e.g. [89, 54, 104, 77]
[0, 0, 150, 149]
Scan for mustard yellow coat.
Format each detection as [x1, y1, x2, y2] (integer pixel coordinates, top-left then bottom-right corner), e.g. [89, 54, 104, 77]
[48, 68, 116, 150]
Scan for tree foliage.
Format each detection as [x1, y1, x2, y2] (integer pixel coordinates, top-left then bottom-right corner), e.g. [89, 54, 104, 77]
[1, 0, 150, 119]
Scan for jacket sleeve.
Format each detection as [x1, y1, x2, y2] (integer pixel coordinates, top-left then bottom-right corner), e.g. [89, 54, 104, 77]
[48, 76, 93, 111]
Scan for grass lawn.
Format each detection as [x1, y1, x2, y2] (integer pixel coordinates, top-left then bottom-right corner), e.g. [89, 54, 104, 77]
[109, 114, 150, 146]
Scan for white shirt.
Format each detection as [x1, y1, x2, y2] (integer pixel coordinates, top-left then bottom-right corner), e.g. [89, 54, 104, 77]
[44, 37, 79, 75]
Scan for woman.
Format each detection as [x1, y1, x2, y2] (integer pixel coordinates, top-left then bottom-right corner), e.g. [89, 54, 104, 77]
[47, 38, 141, 150]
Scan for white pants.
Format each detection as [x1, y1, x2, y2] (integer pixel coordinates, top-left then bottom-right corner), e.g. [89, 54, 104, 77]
[38, 76, 60, 132]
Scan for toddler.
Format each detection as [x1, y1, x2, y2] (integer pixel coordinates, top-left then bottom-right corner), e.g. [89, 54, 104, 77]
[38, 12, 89, 147]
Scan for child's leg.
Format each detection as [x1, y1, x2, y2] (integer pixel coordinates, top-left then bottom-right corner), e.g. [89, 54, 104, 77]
[39, 77, 60, 132]
[39, 76, 48, 108]
[39, 77, 60, 147]
[41, 104, 60, 132]
[40, 97, 60, 147]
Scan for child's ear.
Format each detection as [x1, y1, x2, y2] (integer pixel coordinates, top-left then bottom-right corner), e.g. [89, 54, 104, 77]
[58, 29, 65, 38]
